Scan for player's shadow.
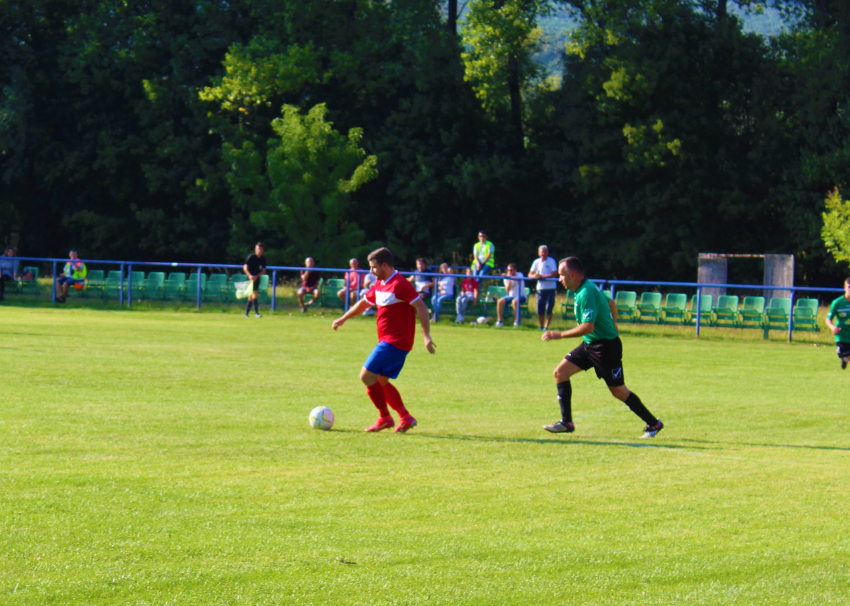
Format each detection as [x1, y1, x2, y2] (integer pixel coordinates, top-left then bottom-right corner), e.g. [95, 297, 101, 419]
[679, 438, 850, 452]
[408, 432, 713, 450]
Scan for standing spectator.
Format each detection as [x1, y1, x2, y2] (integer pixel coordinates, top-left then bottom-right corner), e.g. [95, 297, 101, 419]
[338, 258, 362, 307]
[360, 270, 377, 316]
[454, 268, 480, 323]
[0, 247, 19, 302]
[529, 245, 559, 330]
[297, 257, 321, 312]
[472, 231, 495, 276]
[431, 264, 456, 323]
[825, 278, 850, 369]
[495, 263, 527, 327]
[55, 249, 87, 303]
[408, 258, 434, 298]
[243, 242, 267, 318]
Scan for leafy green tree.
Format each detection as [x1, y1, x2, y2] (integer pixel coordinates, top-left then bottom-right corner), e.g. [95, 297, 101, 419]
[225, 104, 378, 266]
[821, 189, 850, 266]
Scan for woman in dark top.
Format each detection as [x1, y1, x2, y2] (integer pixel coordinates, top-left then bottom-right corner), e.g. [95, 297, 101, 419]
[243, 242, 267, 318]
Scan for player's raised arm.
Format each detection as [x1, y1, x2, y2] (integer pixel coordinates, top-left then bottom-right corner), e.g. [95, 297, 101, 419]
[412, 298, 436, 354]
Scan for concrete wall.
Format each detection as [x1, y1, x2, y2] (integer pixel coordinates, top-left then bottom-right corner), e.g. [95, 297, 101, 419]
[764, 254, 794, 301]
[698, 254, 728, 301]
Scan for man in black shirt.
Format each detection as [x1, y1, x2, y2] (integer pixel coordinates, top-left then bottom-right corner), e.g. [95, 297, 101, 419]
[243, 242, 267, 318]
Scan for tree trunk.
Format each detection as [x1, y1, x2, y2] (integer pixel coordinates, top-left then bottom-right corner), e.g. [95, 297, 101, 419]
[448, 0, 457, 38]
[507, 52, 525, 154]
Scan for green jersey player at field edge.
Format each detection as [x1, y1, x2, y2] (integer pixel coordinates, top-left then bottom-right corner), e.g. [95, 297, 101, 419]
[824, 278, 850, 369]
[540, 257, 664, 438]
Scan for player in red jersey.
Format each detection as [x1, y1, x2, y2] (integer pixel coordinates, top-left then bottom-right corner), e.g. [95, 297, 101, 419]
[332, 247, 436, 432]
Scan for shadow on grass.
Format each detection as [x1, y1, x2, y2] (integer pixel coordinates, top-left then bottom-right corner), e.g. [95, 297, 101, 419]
[680, 438, 850, 452]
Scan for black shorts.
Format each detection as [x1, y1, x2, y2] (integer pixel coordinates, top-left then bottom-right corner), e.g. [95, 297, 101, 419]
[251, 278, 260, 292]
[565, 337, 625, 387]
[837, 343, 850, 359]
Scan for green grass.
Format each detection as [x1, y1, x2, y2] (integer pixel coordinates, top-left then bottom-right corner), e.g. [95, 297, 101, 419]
[1, 306, 848, 604]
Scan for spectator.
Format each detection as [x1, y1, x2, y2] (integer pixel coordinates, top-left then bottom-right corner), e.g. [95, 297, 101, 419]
[408, 258, 434, 298]
[431, 263, 456, 322]
[529, 245, 559, 330]
[0, 246, 19, 302]
[495, 263, 526, 328]
[360, 271, 377, 316]
[243, 242, 267, 318]
[55, 249, 87, 303]
[454, 268, 479, 323]
[472, 231, 495, 276]
[338, 258, 362, 306]
[297, 257, 321, 312]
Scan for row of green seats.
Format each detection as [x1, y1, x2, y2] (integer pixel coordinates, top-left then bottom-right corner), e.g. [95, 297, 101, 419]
[73, 271, 271, 304]
[4, 266, 41, 296]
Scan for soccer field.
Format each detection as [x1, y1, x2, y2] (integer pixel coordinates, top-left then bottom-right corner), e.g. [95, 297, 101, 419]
[1, 307, 848, 605]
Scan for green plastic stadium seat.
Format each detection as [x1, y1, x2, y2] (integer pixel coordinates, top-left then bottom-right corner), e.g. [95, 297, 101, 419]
[84, 270, 105, 299]
[615, 291, 637, 324]
[793, 298, 820, 332]
[128, 271, 145, 301]
[142, 272, 166, 300]
[661, 293, 688, 325]
[104, 270, 124, 300]
[206, 274, 228, 303]
[713, 295, 740, 328]
[19, 266, 40, 296]
[684, 294, 712, 326]
[164, 272, 186, 301]
[763, 297, 792, 332]
[561, 289, 576, 321]
[321, 278, 346, 309]
[185, 273, 207, 302]
[740, 296, 766, 329]
[257, 274, 270, 304]
[637, 292, 663, 324]
[482, 285, 507, 316]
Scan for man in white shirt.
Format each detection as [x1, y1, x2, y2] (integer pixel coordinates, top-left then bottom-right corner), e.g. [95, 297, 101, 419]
[529, 245, 559, 330]
[495, 263, 526, 327]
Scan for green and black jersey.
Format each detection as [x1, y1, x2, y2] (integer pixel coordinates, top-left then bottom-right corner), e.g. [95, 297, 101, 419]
[574, 279, 619, 344]
[827, 295, 850, 343]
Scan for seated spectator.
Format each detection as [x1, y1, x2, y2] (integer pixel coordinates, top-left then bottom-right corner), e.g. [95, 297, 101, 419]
[338, 258, 362, 306]
[495, 263, 526, 328]
[454, 268, 479, 323]
[359, 271, 377, 316]
[297, 257, 321, 312]
[431, 264, 456, 322]
[408, 258, 434, 297]
[55, 249, 87, 303]
[0, 246, 19, 302]
[472, 231, 495, 276]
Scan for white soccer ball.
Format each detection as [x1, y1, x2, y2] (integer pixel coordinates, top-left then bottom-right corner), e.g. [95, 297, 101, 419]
[476, 316, 488, 325]
[309, 406, 335, 430]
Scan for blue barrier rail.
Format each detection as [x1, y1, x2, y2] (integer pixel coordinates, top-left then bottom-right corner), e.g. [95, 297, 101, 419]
[5, 256, 842, 343]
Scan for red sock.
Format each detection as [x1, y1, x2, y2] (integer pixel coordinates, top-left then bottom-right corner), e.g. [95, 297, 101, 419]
[366, 382, 390, 417]
[383, 382, 410, 418]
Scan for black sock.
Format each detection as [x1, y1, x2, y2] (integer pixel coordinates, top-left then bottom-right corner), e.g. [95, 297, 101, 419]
[245, 299, 252, 314]
[253, 300, 259, 312]
[624, 392, 657, 425]
[557, 381, 572, 424]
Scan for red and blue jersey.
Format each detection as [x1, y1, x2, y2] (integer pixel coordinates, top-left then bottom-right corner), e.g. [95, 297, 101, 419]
[364, 271, 420, 352]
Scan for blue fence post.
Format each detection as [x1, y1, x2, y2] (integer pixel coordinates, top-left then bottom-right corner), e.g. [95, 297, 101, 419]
[788, 290, 795, 344]
[196, 266, 202, 310]
[119, 263, 125, 306]
[610, 283, 617, 299]
[51, 262, 57, 304]
[695, 287, 702, 337]
[127, 264, 133, 307]
[515, 277, 523, 327]
[344, 270, 351, 314]
[271, 270, 277, 312]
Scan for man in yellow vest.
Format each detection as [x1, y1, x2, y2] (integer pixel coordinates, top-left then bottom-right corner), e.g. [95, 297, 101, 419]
[472, 231, 495, 276]
[55, 249, 87, 303]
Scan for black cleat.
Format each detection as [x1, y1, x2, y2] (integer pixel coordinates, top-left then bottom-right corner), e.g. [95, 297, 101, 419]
[641, 420, 664, 438]
[543, 420, 575, 433]
[842, 358, 847, 370]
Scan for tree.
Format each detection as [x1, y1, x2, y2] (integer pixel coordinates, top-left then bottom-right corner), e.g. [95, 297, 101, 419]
[224, 104, 378, 266]
[821, 189, 850, 266]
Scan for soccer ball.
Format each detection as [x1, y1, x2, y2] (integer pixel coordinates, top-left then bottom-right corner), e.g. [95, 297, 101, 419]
[309, 406, 335, 430]
[476, 316, 488, 325]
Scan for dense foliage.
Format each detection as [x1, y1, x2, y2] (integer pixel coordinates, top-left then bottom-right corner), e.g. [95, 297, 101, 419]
[1, 0, 848, 284]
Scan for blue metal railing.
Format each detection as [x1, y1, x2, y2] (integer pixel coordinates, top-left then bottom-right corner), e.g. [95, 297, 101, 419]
[5, 256, 842, 342]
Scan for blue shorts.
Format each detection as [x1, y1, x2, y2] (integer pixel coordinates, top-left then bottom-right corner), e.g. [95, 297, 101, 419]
[364, 341, 409, 379]
[503, 295, 527, 305]
[57, 276, 83, 286]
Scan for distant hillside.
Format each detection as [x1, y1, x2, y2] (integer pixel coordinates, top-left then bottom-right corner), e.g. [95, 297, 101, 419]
[536, 4, 792, 77]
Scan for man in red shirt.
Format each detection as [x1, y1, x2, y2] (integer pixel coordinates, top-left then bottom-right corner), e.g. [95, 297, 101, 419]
[332, 247, 436, 432]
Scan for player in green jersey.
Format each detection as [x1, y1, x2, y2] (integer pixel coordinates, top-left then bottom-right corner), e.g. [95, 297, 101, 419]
[541, 257, 664, 438]
[825, 278, 850, 369]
